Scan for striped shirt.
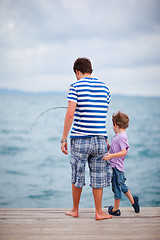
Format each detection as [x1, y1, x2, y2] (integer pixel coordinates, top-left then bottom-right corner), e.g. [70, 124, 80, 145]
[67, 77, 111, 138]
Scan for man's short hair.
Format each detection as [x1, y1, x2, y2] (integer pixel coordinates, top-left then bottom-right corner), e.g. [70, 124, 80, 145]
[73, 57, 93, 74]
[112, 111, 129, 129]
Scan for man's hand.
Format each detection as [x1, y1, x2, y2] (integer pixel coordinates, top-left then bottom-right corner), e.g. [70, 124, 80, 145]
[61, 141, 68, 155]
[103, 153, 112, 161]
[61, 101, 76, 155]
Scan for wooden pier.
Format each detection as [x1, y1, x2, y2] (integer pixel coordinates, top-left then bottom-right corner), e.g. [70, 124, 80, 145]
[0, 207, 160, 239]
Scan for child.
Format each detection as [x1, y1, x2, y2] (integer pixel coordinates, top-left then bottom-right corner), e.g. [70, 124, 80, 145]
[103, 111, 140, 216]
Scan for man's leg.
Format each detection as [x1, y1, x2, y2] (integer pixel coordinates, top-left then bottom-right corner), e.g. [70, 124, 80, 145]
[92, 188, 112, 220]
[65, 184, 82, 217]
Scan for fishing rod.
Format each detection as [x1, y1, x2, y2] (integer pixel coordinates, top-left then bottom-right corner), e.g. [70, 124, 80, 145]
[30, 107, 67, 130]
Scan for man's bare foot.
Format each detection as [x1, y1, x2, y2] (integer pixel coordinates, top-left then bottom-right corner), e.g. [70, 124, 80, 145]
[65, 209, 78, 218]
[95, 211, 112, 220]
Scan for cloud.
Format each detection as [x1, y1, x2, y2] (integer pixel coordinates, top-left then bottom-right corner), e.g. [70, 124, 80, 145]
[0, 0, 160, 95]
[101, 65, 160, 96]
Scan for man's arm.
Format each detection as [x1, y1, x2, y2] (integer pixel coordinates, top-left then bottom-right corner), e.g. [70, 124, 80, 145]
[61, 101, 77, 155]
[103, 148, 127, 161]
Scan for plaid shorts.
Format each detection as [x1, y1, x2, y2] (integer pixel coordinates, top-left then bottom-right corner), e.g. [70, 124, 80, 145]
[70, 136, 112, 188]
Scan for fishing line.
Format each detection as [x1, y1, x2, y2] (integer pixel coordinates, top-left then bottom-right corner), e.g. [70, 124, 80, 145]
[30, 107, 67, 130]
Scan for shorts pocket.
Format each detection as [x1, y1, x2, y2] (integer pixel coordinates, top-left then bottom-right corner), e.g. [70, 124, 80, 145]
[117, 171, 126, 186]
[70, 138, 75, 147]
[70, 155, 76, 165]
[111, 177, 115, 193]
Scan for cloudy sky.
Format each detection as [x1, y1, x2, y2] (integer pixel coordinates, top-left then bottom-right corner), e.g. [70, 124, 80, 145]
[0, 0, 160, 96]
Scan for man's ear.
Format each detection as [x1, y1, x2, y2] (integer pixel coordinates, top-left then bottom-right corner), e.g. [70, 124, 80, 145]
[75, 70, 81, 80]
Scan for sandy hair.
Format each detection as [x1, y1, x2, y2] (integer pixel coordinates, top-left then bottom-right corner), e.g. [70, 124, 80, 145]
[112, 111, 129, 129]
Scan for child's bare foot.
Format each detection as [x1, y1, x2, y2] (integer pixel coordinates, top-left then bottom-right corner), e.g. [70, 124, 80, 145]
[95, 211, 112, 220]
[65, 209, 79, 218]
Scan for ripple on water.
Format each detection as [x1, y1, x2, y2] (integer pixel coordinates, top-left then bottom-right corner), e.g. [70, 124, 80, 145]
[0, 145, 26, 155]
[5, 170, 28, 176]
[28, 190, 58, 199]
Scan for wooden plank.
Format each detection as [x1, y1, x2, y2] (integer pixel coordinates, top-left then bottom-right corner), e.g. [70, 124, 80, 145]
[0, 208, 159, 240]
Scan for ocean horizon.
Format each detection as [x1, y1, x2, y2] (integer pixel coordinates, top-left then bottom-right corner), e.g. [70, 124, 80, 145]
[0, 92, 160, 208]
[0, 87, 160, 98]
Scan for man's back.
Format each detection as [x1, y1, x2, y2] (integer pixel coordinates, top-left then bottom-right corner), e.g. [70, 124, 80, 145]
[67, 77, 111, 138]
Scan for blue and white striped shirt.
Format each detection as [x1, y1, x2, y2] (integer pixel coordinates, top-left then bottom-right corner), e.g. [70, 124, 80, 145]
[67, 77, 111, 138]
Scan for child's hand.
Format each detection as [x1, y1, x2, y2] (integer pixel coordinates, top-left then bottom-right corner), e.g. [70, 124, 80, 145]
[103, 153, 112, 161]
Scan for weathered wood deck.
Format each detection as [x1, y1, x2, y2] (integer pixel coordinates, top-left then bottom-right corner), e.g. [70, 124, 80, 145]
[0, 207, 159, 240]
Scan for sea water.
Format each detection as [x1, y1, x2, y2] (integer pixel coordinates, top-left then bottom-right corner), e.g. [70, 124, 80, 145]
[0, 93, 160, 208]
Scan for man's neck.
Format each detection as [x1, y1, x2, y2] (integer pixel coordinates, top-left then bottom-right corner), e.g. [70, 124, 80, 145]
[82, 73, 92, 78]
[77, 72, 92, 80]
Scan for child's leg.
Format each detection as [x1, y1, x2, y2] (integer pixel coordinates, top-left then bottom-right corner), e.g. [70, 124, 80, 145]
[113, 199, 121, 212]
[111, 168, 122, 211]
[125, 189, 134, 205]
[123, 187, 140, 213]
[119, 173, 134, 205]
[125, 190, 140, 213]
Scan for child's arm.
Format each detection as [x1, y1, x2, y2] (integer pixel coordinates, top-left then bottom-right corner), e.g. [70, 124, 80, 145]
[106, 139, 110, 151]
[103, 148, 127, 161]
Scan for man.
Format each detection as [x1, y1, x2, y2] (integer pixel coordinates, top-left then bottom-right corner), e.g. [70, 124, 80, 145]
[61, 57, 112, 220]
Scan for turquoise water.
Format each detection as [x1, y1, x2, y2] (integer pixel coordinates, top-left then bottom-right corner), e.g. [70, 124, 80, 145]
[0, 93, 160, 208]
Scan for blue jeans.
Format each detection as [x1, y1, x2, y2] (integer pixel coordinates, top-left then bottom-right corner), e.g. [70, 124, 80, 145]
[112, 168, 129, 199]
